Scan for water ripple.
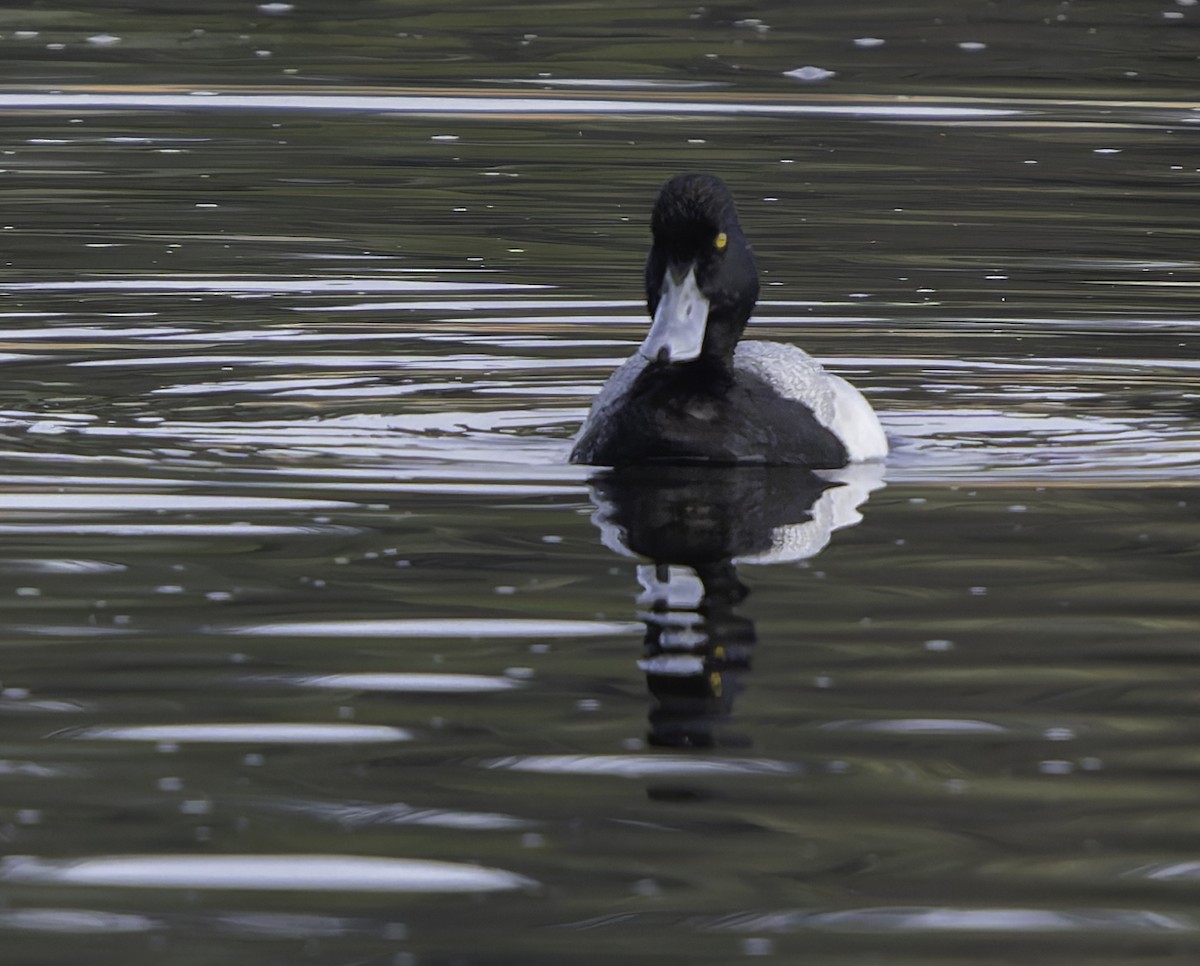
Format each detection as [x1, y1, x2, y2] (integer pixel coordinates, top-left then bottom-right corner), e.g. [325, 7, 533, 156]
[0, 907, 157, 934]
[67, 723, 412, 744]
[705, 906, 1195, 934]
[484, 755, 801, 778]
[0, 494, 357, 512]
[290, 672, 525, 693]
[225, 618, 641, 639]
[4, 276, 545, 294]
[819, 718, 1010, 734]
[0, 854, 535, 893]
[0, 91, 1020, 120]
[263, 798, 534, 831]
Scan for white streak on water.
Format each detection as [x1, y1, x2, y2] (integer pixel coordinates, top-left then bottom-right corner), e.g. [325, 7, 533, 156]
[265, 798, 534, 830]
[293, 298, 639, 313]
[0, 524, 361, 536]
[0, 494, 356, 511]
[1141, 862, 1200, 881]
[69, 723, 412, 744]
[0, 908, 157, 934]
[484, 755, 800, 777]
[2, 277, 546, 294]
[708, 906, 1195, 933]
[294, 673, 525, 693]
[818, 718, 1009, 734]
[225, 618, 641, 638]
[0, 558, 125, 574]
[0, 854, 534, 893]
[0, 92, 1020, 119]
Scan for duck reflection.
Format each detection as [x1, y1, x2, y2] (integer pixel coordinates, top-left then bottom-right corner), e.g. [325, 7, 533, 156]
[588, 464, 883, 748]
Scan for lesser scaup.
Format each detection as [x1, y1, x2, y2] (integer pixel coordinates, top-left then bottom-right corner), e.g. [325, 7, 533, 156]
[570, 173, 888, 467]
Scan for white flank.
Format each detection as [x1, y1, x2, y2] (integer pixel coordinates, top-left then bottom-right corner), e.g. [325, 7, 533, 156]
[734, 341, 887, 461]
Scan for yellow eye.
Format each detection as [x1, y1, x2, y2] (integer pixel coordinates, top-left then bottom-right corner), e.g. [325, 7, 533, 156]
[714, 231, 728, 251]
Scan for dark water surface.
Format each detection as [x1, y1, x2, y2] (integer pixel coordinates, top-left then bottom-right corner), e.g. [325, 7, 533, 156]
[1, 3, 1199, 964]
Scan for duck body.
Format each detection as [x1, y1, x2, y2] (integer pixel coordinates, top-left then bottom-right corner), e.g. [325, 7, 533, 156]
[570, 173, 887, 468]
[574, 342, 859, 466]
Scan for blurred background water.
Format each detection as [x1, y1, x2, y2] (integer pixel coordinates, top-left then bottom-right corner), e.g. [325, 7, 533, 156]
[0, 2, 1198, 964]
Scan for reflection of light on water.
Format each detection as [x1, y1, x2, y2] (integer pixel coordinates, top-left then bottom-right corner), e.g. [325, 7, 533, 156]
[226, 618, 640, 638]
[886, 409, 1200, 481]
[0, 493, 355, 512]
[69, 723, 412, 743]
[484, 754, 800, 777]
[295, 298, 639, 314]
[0, 91, 1021, 120]
[0, 558, 125, 574]
[0, 761, 79, 778]
[3, 277, 546, 294]
[485, 78, 725, 90]
[0, 854, 535, 893]
[6, 277, 1195, 485]
[1141, 862, 1200, 881]
[293, 672, 524, 693]
[818, 718, 1009, 734]
[707, 906, 1195, 933]
[0, 908, 157, 934]
[264, 797, 534, 830]
[5, 402, 1197, 485]
[206, 911, 395, 939]
[0, 523, 362, 537]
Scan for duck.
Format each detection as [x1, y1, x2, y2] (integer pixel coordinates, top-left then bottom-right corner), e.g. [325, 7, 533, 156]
[570, 173, 887, 467]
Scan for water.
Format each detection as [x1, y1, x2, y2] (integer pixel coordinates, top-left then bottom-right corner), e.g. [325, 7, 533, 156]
[0, 3, 1199, 964]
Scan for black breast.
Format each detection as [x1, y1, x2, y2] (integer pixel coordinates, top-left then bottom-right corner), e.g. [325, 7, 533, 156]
[571, 362, 849, 468]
